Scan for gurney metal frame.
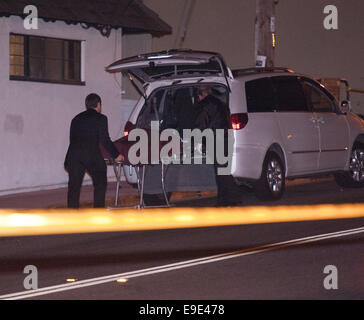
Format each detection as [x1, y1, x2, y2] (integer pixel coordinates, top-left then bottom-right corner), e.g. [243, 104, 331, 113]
[105, 159, 171, 209]
[106, 151, 208, 209]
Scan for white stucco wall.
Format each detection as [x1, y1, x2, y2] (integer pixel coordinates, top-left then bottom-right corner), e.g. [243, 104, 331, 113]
[0, 16, 124, 195]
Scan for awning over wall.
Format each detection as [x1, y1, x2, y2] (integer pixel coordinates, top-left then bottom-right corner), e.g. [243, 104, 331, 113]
[0, 0, 172, 37]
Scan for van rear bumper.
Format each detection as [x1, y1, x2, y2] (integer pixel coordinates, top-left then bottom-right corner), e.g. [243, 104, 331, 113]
[231, 144, 266, 180]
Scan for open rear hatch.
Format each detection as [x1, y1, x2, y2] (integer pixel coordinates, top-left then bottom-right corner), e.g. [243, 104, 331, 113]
[105, 49, 231, 84]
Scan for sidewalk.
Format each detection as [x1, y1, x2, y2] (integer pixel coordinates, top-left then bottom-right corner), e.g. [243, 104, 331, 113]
[0, 177, 329, 210]
[0, 181, 217, 209]
[0, 181, 139, 209]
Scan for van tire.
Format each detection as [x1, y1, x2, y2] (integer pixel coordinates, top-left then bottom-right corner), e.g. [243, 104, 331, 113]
[334, 144, 364, 188]
[254, 153, 285, 201]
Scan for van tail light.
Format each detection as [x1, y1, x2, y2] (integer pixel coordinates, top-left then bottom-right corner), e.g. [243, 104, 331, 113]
[231, 113, 248, 130]
[123, 121, 136, 136]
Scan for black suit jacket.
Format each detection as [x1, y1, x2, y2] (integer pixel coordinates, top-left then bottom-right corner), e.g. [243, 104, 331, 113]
[194, 95, 231, 131]
[64, 108, 119, 169]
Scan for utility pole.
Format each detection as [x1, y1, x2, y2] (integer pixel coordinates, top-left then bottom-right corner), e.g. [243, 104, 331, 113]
[174, 0, 196, 49]
[255, 0, 278, 67]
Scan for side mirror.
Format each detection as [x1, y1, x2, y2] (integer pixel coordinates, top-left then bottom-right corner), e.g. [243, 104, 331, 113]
[340, 100, 351, 113]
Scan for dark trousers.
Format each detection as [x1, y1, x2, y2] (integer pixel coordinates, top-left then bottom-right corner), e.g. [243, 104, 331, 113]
[67, 157, 107, 208]
[215, 166, 241, 206]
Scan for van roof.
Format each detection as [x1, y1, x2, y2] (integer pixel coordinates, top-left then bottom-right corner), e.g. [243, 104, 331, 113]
[232, 67, 295, 78]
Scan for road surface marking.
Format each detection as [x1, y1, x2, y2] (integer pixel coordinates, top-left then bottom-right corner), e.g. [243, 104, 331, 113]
[1, 225, 364, 300]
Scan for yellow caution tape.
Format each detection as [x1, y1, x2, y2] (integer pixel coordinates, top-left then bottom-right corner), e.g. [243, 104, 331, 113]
[348, 88, 364, 94]
[0, 204, 363, 237]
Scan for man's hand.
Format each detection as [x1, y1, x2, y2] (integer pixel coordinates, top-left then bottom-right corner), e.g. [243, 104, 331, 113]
[115, 154, 124, 163]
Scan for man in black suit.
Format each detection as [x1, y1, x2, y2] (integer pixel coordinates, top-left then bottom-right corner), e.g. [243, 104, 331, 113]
[64, 93, 123, 208]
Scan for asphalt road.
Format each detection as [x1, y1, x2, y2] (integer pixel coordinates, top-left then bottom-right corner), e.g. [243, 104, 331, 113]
[1, 176, 364, 302]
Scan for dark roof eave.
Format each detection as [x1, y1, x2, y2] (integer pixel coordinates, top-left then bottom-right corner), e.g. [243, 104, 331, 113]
[0, 0, 172, 37]
[0, 12, 171, 37]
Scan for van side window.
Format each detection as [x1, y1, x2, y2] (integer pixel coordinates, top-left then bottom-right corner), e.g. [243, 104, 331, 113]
[272, 76, 308, 112]
[302, 81, 336, 113]
[245, 77, 275, 112]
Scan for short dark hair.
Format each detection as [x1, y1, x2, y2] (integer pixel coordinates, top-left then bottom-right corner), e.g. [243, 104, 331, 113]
[197, 85, 212, 96]
[85, 93, 101, 109]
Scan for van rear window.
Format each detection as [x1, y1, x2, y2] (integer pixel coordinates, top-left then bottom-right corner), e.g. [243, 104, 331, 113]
[140, 60, 222, 81]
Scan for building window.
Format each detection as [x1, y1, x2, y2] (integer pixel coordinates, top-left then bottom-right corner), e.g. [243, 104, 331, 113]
[9, 34, 84, 85]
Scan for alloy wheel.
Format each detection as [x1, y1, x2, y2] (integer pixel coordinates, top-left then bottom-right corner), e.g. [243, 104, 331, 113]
[349, 148, 364, 182]
[266, 158, 283, 193]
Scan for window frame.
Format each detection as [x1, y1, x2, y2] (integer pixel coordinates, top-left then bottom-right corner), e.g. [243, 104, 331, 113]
[9, 33, 85, 86]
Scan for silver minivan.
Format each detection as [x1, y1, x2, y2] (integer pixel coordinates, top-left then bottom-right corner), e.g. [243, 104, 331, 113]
[106, 50, 364, 202]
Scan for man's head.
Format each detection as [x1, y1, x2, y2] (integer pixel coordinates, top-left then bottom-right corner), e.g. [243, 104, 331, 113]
[197, 85, 212, 101]
[85, 93, 102, 113]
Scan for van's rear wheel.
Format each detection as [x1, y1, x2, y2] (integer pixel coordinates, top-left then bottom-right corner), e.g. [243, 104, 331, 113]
[255, 153, 285, 201]
[335, 144, 364, 188]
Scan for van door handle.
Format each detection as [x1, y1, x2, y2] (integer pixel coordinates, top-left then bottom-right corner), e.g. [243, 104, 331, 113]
[316, 117, 325, 124]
